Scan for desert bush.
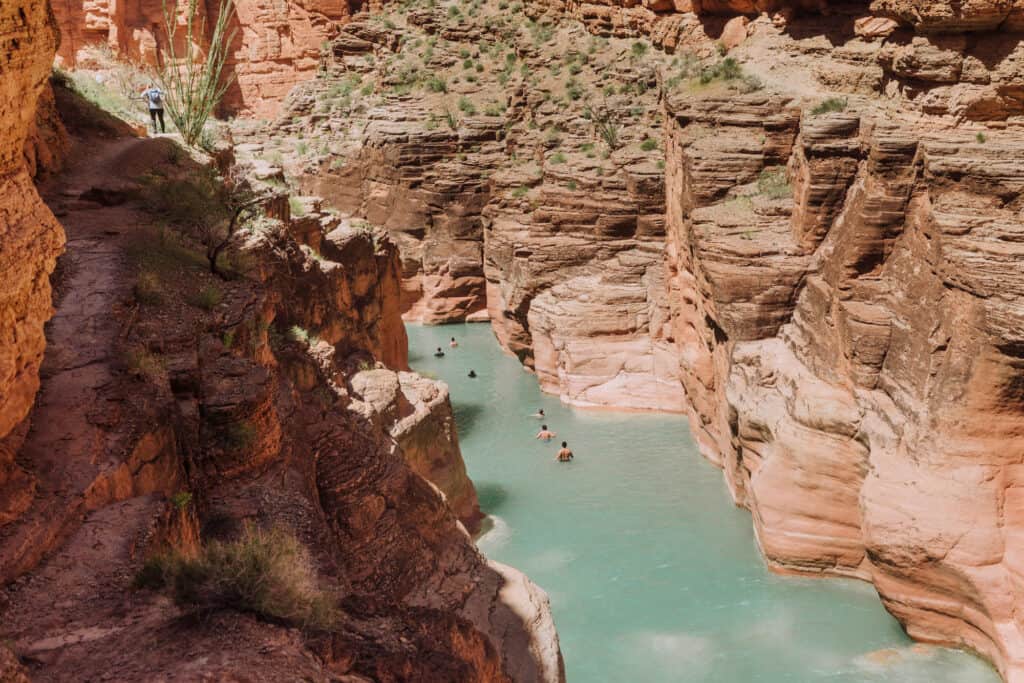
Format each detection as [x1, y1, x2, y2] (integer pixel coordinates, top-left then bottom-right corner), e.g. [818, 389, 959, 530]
[810, 97, 847, 116]
[134, 271, 163, 305]
[700, 57, 742, 84]
[640, 137, 658, 152]
[976, 131, 987, 143]
[190, 284, 223, 310]
[153, 0, 236, 146]
[458, 96, 477, 115]
[134, 524, 337, 631]
[171, 491, 193, 510]
[426, 75, 447, 93]
[124, 348, 166, 381]
[585, 103, 620, 150]
[757, 167, 790, 199]
[550, 151, 567, 164]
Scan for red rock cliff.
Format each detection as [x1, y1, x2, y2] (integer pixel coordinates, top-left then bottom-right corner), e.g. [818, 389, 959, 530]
[0, 0, 65, 525]
[657, 17, 1024, 683]
[51, 0, 384, 116]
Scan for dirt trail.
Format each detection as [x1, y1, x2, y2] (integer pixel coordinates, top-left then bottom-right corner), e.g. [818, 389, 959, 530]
[0, 136, 161, 581]
[0, 134, 180, 666]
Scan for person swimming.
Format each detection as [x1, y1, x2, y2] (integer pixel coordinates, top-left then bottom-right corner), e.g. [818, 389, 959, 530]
[434, 347, 445, 357]
[468, 369, 477, 378]
[556, 441, 574, 462]
[531, 408, 545, 419]
[450, 336, 458, 348]
[536, 425, 556, 441]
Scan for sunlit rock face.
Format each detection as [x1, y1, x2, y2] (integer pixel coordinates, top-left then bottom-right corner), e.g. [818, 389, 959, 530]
[50, 0, 379, 116]
[0, 0, 65, 525]
[663, 85, 1024, 682]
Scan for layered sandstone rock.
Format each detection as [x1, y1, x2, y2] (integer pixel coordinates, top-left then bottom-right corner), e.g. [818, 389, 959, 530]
[0, 0, 65, 526]
[349, 367, 484, 531]
[256, 11, 684, 410]
[663, 84, 1024, 681]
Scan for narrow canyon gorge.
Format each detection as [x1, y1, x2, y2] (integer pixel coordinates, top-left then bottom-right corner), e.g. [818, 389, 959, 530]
[3, 0, 1024, 679]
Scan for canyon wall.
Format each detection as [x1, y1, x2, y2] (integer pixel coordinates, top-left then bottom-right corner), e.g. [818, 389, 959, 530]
[0, 0, 65, 525]
[655, 10, 1024, 683]
[276, 13, 686, 411]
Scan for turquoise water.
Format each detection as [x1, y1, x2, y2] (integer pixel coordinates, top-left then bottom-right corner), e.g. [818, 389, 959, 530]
[407, 323, 999, 683]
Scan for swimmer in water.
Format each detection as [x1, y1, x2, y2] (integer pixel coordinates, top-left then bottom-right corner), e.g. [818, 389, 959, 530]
[450, 336, 458, 348]
[468, 369, 477, 378]
[531, 408, 545, 419]
[556, 441, 574, 462]
[434, 347, 445, 357]
[536, 425, 556, 441]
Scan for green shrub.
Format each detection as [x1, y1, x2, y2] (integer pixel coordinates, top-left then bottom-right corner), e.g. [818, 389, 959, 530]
[976, 131, 987, 143]
[700, 57, 742, 84]
[640, 137, 658, 152]
[756, 167, 790, 199]
[458, 96, 477, 115]
[550, 151, 567, 164]
[631, 41, 648, 58]
[289, 196, 306, 217]
[566, 79, 584, 101]
[810, 97, 847, 116]
[171, 491, 193, 510]
[189, 285, 223, 310]
[512, 186, 529, 197]
[125, 349, 166, 381]
[134, 524, 338, 631]
[426, 75, 447, 92]
[134, 271, 163, 305]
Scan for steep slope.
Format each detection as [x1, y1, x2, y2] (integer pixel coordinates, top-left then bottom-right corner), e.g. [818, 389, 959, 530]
[0, 77, 563, 683]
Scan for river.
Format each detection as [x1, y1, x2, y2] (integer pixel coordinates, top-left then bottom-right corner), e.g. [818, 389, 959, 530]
[407, 322, 998, 683]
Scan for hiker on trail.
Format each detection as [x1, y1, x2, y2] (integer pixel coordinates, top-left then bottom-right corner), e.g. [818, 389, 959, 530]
[140, 84, 165, 134]
[450, 336, 459, 348]
[536, 425, 556, 441]
[434, 347, 445, 357]
[531, 408, 545, 419]
[556, 441, 574, 462]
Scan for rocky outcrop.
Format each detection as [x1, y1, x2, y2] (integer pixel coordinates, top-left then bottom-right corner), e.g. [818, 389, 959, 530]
[349, 367, 484, 532]
[0, 0, 65, 526]
[663, 86, 1024, 681]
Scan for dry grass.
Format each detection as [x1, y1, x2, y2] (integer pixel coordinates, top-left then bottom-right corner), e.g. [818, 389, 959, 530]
[135, 524, 338, 631]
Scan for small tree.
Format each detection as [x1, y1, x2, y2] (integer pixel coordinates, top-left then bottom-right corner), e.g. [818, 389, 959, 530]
[155, 0, 237, 146]
[202, 170, 268, 278]
[140, 166, 267, 278]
